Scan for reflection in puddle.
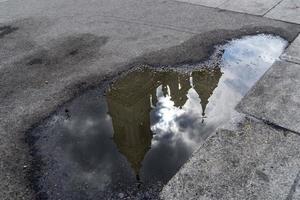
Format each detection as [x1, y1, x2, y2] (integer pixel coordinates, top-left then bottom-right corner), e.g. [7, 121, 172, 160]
[107, 68, 222, 184]
[30, 35, 287, 199]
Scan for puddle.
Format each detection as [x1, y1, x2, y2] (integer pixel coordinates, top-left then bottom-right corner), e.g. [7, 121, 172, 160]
[28, 34, 287, 200]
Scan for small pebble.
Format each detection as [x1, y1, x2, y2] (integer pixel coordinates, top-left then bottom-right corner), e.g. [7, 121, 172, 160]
[118, 193, 124, 198]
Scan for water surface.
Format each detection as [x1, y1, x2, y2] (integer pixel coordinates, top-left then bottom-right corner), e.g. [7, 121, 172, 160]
[29, 34, 287, 200]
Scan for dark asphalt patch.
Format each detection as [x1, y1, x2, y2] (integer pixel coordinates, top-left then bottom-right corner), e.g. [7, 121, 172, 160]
[0, 33, 109, 101]
[0, 25, 18, 38]
[24, 34, 109, 67]
[27, 58, 44, 66]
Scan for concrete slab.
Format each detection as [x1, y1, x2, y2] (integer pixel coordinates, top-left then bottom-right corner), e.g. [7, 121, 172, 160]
[237, 60, 300, 133]
[265, 0, 300, 24]
[219, 0, 282, 16]
[281, 34, 300, 64]
[171, 0, 227, 8]
[161, 118, 300, 200]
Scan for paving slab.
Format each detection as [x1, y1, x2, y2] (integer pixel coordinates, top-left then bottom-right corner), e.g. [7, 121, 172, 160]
[265, 0, 300, 24]
[161, 118, 300, 200]
[237, 60, 300, 133]
[219, 0, 282, 16]
[172, 0, 227, 8]
[281, 34, 300, 64]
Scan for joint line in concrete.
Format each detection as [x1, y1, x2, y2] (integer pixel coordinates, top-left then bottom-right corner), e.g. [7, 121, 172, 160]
[285, 171, 300, 200]
[263, 0, 285, 16]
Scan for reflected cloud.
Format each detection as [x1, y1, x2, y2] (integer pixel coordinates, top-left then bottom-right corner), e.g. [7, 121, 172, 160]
[105, 67, 222, 182]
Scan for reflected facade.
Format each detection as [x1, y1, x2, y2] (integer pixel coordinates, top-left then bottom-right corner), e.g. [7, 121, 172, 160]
[106, 68, 222, 179]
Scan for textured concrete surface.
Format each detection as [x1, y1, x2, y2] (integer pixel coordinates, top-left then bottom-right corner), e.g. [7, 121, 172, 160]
[172, 0, 227, 7]
[161, 117, 300, 200]
[173, 0, 300, 24]
[0, 0, 300, 199]
[266, 0, 300, 24]
[161, 29, 300, 200]
[281, 34, 300, 64]
[237, 60, 300, 133]
[219, 0, 282, 16]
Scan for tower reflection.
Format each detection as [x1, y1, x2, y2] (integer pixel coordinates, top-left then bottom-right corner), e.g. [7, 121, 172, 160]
[106, 67, 222, 180]
[106, 70, 158, 179]
[160, 71, 191, 109]
[192, 68, 222, 117]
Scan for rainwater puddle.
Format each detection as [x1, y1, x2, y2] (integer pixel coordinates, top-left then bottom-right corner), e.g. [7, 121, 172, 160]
[29, 34, 287, 200]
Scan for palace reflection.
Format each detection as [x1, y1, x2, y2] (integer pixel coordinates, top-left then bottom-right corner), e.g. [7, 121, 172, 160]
[192, 69, 222, 117]
[106, 68, 222, 179]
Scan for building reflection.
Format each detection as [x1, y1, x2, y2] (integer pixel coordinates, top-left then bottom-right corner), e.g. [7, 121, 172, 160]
[106, 70, 158, 180]
[192, 68, 222, 117]
[160, 71, 191, 108]
[106, 68, 222, 180]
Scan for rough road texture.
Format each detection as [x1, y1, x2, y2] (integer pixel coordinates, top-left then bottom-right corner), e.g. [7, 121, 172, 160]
[236, 60, 300, 134]
[0, 0, 300, 199]
[161, 118, 300, 200]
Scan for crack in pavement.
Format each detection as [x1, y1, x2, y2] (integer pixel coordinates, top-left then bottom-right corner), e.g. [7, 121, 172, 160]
[286, 171, 300, 200]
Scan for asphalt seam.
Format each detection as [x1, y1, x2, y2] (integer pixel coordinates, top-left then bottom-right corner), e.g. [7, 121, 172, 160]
[239, 111, 300, 136]
[168, 0, 227, 10]
[49, 11, 199, 35]
[166, 0, 300, 25]
[166, 0, 264, 17]
[86, 14, 199, 34]
[280, 34, 300, 64]
[280, 56, 300, 65]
